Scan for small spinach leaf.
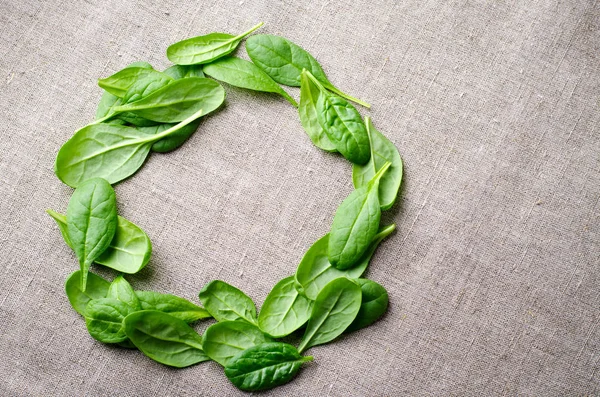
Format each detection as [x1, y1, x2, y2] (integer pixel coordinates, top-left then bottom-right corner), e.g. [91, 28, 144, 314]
[64, 270, 110, 316]
[107, 275, 140, 310]
[298, 69, 336, 152]
[246, 34, 369, 107]
[202, 321, 272, 366]
[146, 120, 201, 153]
[98, 67, 158, 98]
[167, 22, 263, 65]
[198, 280, 258, 325]
[163, 64, 205, 79]
[328, 162, 391, 269]
[346, 279, 388, 332]
[121, 70, 173, 104]
[203, 57, 297, 106]
[294, 224, 395, 300]
[297, 277, 362, 353]
[225, 342, 313, 391]
[352, 117, 403, 210]
[46, 209, 73, 249]
[258, 276, 311, 338]
[135, 291, 211, 323]
[124, 310, 208, 367]
[84, 297, 133, 343]
[66, 178, 117, 290]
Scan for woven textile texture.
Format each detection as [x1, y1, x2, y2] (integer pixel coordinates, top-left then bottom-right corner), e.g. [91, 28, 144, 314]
[1, 0, 599, 395]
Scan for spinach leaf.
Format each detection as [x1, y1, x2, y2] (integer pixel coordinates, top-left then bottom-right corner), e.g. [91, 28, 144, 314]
[294, 224, 395, 300]
[304, 70, 370, 164]
[95, 77, 225, 124]
[258, 276, 311, 338]
[163, 64, 205, 79]
[47, 210, 152, 274]
[328, 162, 391, 269]
[64, 270, 110, 316]
[198, 280, 258, 325]
[246, 34, 369, 107]
[203, 57, 297, 107]
[96, 92, 123, 120]
[120, 70, 173, 104]
[136, 119, 202, 153]
[298, 69, 336, 152]
[298, 277, 362, 353]
[352, 117, 403, 210]
[202, 321, 272, 366]
[55, 107, 207, 187]
[167, 22, 263, 65]
[346, 279, 388, 332]
[225, 342, 313, 391]
[84, 297, 133, 343]
[107, 275, 140, 310]
[135, 291, 211, 323]
[66, 178, 117, 290]
[124, 310, 208, 367]
[98, 67, 159, 98]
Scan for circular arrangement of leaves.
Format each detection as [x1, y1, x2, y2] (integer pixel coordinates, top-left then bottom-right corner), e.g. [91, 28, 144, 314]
[48, 22, 403, 392]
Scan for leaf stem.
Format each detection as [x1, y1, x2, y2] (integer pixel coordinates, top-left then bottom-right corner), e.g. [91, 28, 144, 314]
[237, 22, 264, 40]
[326, 85, 371, 108]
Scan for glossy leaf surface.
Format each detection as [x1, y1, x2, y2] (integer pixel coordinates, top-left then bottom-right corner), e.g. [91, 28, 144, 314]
[258, 276, 311, 338]
[84, 297, 133, 343]
[298, 70, 336, 151]
[64, 270, 110, 316]
[135, 291, 211, 323]
[202, 321, 272, 366]
[107, 275, 140, 310]
[346, 279, 389, 332]
[198, 280, 258, 325]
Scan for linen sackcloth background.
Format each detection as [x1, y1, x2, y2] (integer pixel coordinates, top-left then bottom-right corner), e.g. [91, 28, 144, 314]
[0, 0, 599, 395]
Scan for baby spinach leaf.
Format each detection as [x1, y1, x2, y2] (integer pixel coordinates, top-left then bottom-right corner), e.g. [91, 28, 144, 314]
[202, 321, 272, 366]
[198, 280, 258, 325]
[297, 277, 362, 353]
[66, 178, 117, 290]
[298, 70, 336, 152]
[258, 276, 311, 338]
[225, 342, 313, 391]
[135, 291, 211, 323]
[47, 210, 152, 274]
[352, 117, 403, 210]
[121, 70, 173, 104]
[328, 162, 391, 269]
[64, 270, 110, 316]
[98, 67, 159, 98]
[55, 107, 207, 187]
[246, 34, 369, 107]
[125, 61, 154, 69]
[304, 70, 370, 164]
[84, 297, 133, 343]
[163, 64, 205, 79]
[107, 275, 140, 310]
[346, 279, 388, 333]
[294, 224, 395, 300]
[167, 22, 263, 65]
[138, 119, 202, 153]
[95, 77, 225, 124]
[203, 57, 297, 107]
[96, 92, 123, 120]
[124, 310, 208, 367]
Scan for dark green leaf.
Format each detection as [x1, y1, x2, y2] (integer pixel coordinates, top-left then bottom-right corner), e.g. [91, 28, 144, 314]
[66, 178, 117, 290]
[298, 277, 362, 353]
[64, 270, 110, 316]
[167, 22, 263, 65]
[258, 276, 311, 338]
[346, 279, 388, 332]
[298, 70, 336, 152]
[137, 120, 201, 153]
[202, 321, 272, 366]
[46, 209, 72, 249]
[84, 298, 133, 343]
[225, 342, 312, 391]
[198, 280, 258, 325]
[124, 310, 208, 367]
[135, 291, 211, 323]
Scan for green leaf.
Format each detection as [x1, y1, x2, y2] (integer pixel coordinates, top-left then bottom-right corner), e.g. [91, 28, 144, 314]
[258, 276, 311, 338]
[203, 57, 297, 107]
[167, 22, 263, 65]
[346, 279, 388, 332]
[202, 321, 272, 366]
[98, 67, 159, 98]
[246, 34, 369, 107]
[135, 291, 211, 323]
[121, 70, 173, 104]
[55, 107, 207, 187]
[225, 342, 313, 391]
[352, 117, 403, 210]
[298, 70, 336, 152]
[198, 280, 258, 325]
[298, 277, 362, 353]
[47, 211, 152, 274]
[124, 310, 208, 367]
[139, 119, 201, 153]
[163, 64, 205, 79]
[64, 270, 110, 316]
[294, 224, 395, 300]
[304, 70, 370, 165]
[66, 178, 117, 290]
[107, 275, 140, 310]
[96, 92, 123, 120]
[328, 162, 391, 269]
[84, 298, 133, 343]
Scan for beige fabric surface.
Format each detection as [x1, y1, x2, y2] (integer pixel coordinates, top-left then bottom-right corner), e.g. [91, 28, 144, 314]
[1, 0, 599, 395]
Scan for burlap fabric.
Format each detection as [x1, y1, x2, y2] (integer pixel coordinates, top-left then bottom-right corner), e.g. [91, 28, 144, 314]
[1, 0, 599, 395]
